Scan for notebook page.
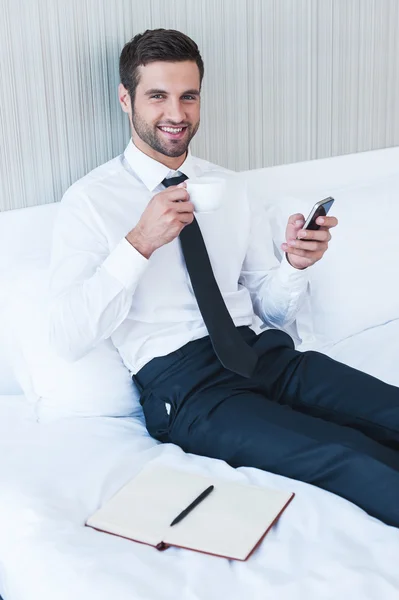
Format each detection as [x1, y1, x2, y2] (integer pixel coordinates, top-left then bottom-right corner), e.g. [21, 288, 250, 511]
[86, 464, 221, 547]
[163, 478, 293, 560]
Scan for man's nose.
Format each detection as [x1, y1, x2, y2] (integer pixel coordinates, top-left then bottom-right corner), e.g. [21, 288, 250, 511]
[164, 99, 186, 123]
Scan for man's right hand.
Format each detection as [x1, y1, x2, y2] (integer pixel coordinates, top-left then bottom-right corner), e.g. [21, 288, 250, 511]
[126, 182, 194, 259]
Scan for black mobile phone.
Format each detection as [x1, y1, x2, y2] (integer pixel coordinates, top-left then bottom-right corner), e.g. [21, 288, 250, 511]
[302, 196, 335, 231]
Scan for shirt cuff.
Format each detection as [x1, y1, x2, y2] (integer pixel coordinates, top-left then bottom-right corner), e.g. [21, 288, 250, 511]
[278, 253, 311, 285]
[102, 237, 149, 292]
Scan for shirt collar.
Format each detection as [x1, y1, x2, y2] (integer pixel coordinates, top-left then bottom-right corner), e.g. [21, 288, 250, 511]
[123, 139, 197, 191]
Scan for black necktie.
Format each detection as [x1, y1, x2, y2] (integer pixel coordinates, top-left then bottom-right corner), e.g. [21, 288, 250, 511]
[162, 174, 258, 378]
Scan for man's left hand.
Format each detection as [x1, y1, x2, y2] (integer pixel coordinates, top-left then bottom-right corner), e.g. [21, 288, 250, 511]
[281, 213, 339, 270]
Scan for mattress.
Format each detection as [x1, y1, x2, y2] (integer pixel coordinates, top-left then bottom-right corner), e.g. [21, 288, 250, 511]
[1, 320, 399, 600]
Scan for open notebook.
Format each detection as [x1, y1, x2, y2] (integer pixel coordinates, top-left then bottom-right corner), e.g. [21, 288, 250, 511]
[86, 463, 294, 561]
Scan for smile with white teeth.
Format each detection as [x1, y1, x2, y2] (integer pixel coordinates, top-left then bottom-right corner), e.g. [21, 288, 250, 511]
[159, 126, 185, 133]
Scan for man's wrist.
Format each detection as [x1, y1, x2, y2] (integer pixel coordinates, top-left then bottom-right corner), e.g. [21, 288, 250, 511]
[126, 228, 154, 259]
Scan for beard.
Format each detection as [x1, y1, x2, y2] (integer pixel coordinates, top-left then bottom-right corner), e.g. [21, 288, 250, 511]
[132, 111, 199, 158]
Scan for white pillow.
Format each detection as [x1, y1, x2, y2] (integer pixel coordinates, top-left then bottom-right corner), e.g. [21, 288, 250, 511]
[0, 203, 59, 270]
[0, 264, 48, 396]
[0, 316, 21, 395]
[6, 268, 143, 422]
[0, 345, 20, 395]
[272, 174, 399, 345]
[0, 203, 59, 395]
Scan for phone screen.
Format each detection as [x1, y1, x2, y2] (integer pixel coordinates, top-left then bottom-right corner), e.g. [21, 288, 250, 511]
[305, 198, 335, 230]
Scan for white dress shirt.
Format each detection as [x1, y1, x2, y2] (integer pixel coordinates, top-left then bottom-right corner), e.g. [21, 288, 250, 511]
[49, 140, 309, 374]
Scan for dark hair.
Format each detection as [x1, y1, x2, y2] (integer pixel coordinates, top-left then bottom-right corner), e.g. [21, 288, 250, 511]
[119, 29, 204, 103]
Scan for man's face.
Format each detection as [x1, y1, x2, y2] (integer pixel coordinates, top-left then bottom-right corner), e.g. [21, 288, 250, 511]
[127, 60, 201, 162]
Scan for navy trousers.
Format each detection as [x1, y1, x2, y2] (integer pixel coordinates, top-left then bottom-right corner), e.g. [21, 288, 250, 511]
[134, 327, 399, 527]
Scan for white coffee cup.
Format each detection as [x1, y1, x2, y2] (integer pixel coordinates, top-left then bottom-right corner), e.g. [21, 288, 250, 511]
[186, 176, 226, 213]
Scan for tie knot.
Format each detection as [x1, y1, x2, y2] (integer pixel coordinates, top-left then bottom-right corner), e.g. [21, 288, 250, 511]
[162, 174, 188, 188]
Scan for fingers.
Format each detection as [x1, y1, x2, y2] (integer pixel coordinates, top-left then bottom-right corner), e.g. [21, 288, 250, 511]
[158, 186, 190, 203]
[179, 213, 194, 225]
[288, 213, 305, 226]
[155, 187, 194, 216]
[284, 212, 337, 269]
[175, 200, 195, 213]
[163, 210, 193, 231]
[296, 228, 332, 242]
[284, 240, 329, 253]
[315, 215, 338, 228]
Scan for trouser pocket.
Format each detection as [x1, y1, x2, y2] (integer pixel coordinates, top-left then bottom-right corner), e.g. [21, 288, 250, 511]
[140, 389, 173, 443]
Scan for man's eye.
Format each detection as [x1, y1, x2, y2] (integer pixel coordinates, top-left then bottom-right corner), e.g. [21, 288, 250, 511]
[182, 95, 196, 100]
[151, 94, 164, 99]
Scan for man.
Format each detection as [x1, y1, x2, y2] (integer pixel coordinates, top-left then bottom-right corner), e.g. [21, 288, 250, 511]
[49, 29, 399, 527]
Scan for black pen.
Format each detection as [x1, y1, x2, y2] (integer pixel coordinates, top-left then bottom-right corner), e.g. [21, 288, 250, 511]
[170, 485, 214, 527]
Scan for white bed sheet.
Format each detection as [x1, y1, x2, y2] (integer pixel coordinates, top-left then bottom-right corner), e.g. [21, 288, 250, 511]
[1, 324, 399, 600]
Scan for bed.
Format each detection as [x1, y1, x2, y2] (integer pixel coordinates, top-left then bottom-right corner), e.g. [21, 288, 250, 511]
[1, 147, 399, 600]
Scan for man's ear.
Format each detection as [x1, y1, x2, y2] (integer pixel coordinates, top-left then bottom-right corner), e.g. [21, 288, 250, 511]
[118, 83, 131, 114]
